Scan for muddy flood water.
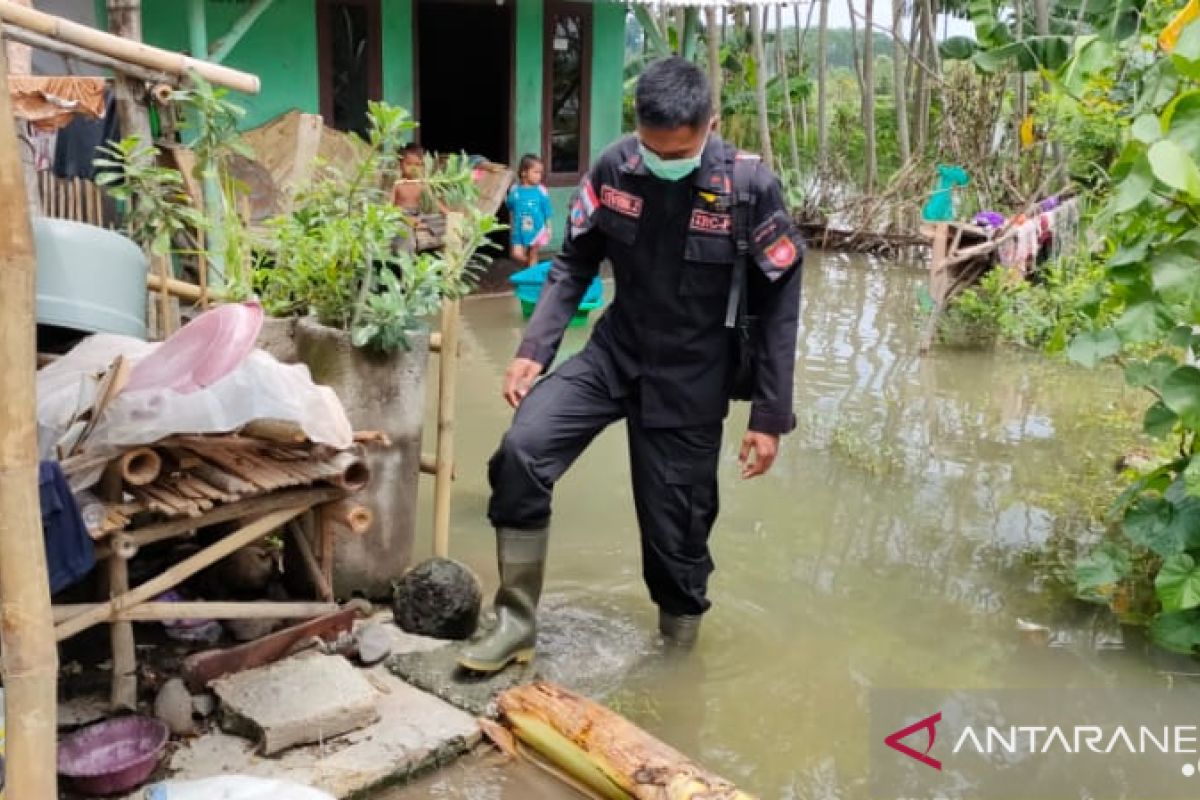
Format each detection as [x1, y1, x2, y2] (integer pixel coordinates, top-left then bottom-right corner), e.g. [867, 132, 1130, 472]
[384, 251, 1168, 799]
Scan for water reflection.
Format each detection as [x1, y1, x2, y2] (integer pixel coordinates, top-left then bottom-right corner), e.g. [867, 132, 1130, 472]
[389, 251, 1155, 799]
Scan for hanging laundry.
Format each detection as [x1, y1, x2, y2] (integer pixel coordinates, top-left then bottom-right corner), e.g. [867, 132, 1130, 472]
[54, 90, 120, 180]
[922, 164, 970, 222]
[8, 76, 106, 131]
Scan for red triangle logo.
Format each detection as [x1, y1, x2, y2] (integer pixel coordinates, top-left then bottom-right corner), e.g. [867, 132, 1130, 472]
[884, 711, 943, 771]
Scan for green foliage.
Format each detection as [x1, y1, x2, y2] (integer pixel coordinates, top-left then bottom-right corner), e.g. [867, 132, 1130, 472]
[94, 136, 207, 256]
[171, 72, 252, 181]
[1064, 13, 1200, 654]
[256, 102, 498, 353]
[937, 252, 1115, 351]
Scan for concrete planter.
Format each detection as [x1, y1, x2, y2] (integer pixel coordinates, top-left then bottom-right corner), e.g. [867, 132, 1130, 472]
[256, 315, 299, 364]
[294, 316, 429, 599]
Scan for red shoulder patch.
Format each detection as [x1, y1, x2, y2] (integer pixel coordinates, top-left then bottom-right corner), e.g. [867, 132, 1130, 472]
[765, 235, 798, 269]
[600, 185, 643, 218]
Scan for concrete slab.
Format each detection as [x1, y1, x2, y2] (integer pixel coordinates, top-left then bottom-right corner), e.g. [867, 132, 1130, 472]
[388, 644, 539, 718]
[387, 596, 653, 718]
[355, 610, 450, 657]
[158, 667, 480, 799]
[213, 654, 380, 755]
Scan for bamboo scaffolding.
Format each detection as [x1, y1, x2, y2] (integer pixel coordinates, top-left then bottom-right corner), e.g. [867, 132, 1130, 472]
[56, 505, 308, 640]
[0, 47, 58, 800]
[0, 1, 260, 93]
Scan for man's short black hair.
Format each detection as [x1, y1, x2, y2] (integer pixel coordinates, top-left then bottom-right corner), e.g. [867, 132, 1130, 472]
[635, 56, 713, 130]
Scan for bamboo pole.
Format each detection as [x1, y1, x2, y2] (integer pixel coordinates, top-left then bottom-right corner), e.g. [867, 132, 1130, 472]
[146, 271, 206, 302]
[287, 521, 333, 602]
[0, 1, 261, 94]
[0, 47, 60, 800]
[433, 297, 460, 558]
[53, 601, 336, 626]
[1, 23, 178, 86]
[55, 505, 308, 640]
[155, 253, 173, 338]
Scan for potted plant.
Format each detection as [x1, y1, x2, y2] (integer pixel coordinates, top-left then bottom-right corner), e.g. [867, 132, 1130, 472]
[254, 101, 500, 597]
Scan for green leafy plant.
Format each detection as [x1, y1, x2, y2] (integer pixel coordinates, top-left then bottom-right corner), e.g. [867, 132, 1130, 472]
[94, 136, 207, 255]
[1063, 11, 1200, 654]
[171, 72, 252, 181]
[256, 101, 499, 353]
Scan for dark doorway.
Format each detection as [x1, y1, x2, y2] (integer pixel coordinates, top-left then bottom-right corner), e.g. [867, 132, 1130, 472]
[317, 0, 383, 137]
[416, 0, 513, 164]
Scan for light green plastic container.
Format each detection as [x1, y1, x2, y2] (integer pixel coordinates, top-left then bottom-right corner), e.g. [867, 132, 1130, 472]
[34, 217, 149, 339]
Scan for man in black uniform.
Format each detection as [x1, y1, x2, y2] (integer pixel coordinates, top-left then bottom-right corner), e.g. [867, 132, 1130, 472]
[459, 57, 803, 673]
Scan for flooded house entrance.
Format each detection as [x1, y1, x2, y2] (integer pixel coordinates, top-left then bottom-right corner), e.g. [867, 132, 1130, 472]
[416, 0, 513, 164]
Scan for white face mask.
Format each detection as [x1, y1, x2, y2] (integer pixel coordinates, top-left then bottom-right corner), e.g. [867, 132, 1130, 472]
[639, 132, 709, 181]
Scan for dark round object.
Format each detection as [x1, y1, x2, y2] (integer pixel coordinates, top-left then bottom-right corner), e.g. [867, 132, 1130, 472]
[392, 557, 482, 640]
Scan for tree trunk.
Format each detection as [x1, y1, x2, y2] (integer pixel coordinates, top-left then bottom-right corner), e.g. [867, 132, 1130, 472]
[750, 5, 776, 170]
[0, 49, 61, 800]
[862, 0, 877, 192]
[106, 0, 153, 143]
[846, 0, 865, 95]
[796, 3, 814, 147]
[817, 0, 830, 162]
[1015, 0, 1027, 159]
[706, 7, 722, 120]
[892, 0, 911, 163]
[777, 4, 801, 174]
[499, 682, 755, 800]
[914, 0, 933, 155]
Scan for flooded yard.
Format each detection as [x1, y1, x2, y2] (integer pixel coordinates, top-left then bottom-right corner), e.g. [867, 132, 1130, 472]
[387, 251, 1161, 798]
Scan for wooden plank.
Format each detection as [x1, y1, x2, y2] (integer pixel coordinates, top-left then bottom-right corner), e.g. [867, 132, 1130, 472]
[180, 603, 362, 691]
[56, 505, 310, 641]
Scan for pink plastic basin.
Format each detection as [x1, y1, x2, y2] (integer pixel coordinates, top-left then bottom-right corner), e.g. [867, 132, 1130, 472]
[58, 716, 170, 796]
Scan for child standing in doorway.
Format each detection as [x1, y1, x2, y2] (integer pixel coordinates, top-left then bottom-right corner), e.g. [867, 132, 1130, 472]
[506, 154, 553, 266]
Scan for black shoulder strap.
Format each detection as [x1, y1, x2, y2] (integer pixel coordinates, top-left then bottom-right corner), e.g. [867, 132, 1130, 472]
[725, 156, 759, 329]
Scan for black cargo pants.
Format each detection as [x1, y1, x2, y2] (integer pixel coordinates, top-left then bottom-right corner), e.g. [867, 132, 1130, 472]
[487, 351, 722, 617]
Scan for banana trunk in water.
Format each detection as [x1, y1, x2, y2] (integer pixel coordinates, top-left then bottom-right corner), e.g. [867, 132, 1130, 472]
[497, 682, 757, 800]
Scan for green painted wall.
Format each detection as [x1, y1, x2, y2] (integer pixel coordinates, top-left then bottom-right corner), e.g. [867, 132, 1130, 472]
[381, 0, 416, 115]
[589, 2, 626, 162]
[512, 0, 544, 165]
[141, 0, 320, 130]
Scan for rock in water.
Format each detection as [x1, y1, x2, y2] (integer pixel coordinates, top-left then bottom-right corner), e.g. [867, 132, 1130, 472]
[392, 558, 481, 640]
[155, 678, 196, 736]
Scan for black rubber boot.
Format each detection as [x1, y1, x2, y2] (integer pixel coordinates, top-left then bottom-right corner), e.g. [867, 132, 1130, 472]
[457, 527, 548, 673]
[659, 610, 702, 650]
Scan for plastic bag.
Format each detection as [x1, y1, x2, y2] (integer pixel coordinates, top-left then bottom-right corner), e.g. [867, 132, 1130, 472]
[144, 776, 336, 800]
[38, 334, 355, 489]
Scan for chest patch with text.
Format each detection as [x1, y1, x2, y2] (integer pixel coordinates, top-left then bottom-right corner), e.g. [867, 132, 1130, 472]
[689, 209, 732, 235]
[600, 185, 643, 218]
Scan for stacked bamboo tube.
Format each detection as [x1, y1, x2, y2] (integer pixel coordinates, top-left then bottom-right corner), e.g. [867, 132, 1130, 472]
[64, 432, 375, 539]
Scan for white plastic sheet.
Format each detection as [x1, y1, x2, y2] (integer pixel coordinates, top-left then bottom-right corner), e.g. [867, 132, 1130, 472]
[143, 776, 336, 800]
[39, 334, 354, 488]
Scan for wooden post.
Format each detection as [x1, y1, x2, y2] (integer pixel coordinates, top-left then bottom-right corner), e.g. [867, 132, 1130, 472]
[0, 48, 60, 800]
[432, 297, 460, 557]
[105, 0, 153, 144]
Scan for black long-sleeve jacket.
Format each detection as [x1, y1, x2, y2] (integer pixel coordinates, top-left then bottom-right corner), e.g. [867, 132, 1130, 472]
[516, 134, 803, 435]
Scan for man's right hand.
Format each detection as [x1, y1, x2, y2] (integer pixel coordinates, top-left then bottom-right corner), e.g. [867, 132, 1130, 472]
[503, 358, 544, 408]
